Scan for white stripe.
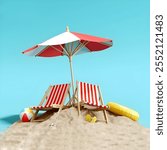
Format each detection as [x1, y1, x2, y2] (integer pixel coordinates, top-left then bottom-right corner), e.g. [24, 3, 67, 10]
[92, 85, 96, 105]
[27, 112, 32, 119]
[54, 85, 62, 104]
[52, 85, 60, 105]
[81, 82, 85, 102]
[95, 86, 100, 106]
[85, 83, 88, 103]
[89, 84, 92, 105]
[20, 112, 24, 119]
[51, 85, 59, 105]
[39, 32, 80, 46]
[79, 82, 101, 106]
[58, 84, 66, 105]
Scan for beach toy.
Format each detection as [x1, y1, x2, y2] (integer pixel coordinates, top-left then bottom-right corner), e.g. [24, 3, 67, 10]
[91, 116, 97, 123]
[85, 114, 92, 122]
[85, 114, 97, 123]
[20, 108, 35, 122]
[107, 102, 139, 121]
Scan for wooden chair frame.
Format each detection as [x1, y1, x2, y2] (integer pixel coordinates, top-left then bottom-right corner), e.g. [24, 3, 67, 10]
[75, 81, 108, 123]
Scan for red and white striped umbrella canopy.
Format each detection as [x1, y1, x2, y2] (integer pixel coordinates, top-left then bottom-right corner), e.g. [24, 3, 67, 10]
[22, 28, 112, 57]
[22, 27, 113, 96]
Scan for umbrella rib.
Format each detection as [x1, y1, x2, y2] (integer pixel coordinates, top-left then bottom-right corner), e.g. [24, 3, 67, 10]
[73, 41, 112, 56]
[68, 43, 71, 55]
[59, 45, 70, 56]
[50, 46, 67, 56]
[72, 41, 89, 55]
[67, 43, 72, 56]
[71, 42, 74, 54]
[73, 42, 85, 55]
[72, 41, 83, 55]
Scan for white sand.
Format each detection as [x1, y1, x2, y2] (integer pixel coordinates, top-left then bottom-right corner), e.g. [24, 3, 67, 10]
[0, 107, 149, 150]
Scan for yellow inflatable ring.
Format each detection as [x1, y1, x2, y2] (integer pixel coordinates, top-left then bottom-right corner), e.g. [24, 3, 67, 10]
[107, 102, 139, 121]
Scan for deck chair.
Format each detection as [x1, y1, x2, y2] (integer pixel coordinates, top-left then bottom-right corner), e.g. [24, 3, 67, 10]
[31, 83, 70, 121]
[75, 81, 108, 123]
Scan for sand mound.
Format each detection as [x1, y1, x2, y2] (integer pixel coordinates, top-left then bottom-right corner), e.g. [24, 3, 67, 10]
[0, 107, 149, 150]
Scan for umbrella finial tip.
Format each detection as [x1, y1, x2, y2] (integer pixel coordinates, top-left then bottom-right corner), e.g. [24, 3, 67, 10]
[66, 26, 70, 32]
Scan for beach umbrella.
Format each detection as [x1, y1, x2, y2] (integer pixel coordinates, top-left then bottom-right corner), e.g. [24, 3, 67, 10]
[22, 26, 112, 99]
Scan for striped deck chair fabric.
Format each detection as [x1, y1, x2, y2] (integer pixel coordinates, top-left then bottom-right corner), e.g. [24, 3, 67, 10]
[76, 81, 108, 123]
[32, 83, 70, 109]
[31, 83, 70, 121]
[77, 81, 107, 109]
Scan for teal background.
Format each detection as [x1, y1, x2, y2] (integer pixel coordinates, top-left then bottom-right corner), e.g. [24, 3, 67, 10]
[0, 0, 150, 132]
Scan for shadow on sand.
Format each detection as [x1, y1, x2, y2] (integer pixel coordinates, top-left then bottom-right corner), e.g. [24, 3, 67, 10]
[1, 115, 19, 124]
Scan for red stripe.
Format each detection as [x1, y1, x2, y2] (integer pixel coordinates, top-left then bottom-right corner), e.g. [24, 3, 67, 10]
[38, 45, 63, 57]
[56, 84, 65, 105]
[52, 85, 60, 105]
[58, 84, 68, 105]
[45, 86, 54, 106]
[72, 32, 112, 43]
[32, 106, 52, 109]
[46, 86, 57, 107]
[83, 82, 87, 102]
[44, 84, 69, 107]
[85, 42, 111, 51]
[22, 114, 29, 122]
[51, 85, 61, 105]
[52, 85, 61, 105]
[78, 82, 106, 107]
[58, 84, 66, 105]
[49, 86, 57, 106]
[22, 45, 38, 54]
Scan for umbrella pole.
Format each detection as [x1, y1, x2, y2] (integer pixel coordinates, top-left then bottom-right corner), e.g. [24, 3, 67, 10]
[69, 56, 80, 115]
[69, 56, 75, 98]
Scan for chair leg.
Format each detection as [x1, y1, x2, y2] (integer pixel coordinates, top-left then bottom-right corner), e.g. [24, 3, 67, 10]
[74, 97, 80, 116]
[31, 110, 39, 122]
[103, 110, 108, 123]
[97, 86, 108, 123]
[57, 105, 64, 114]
